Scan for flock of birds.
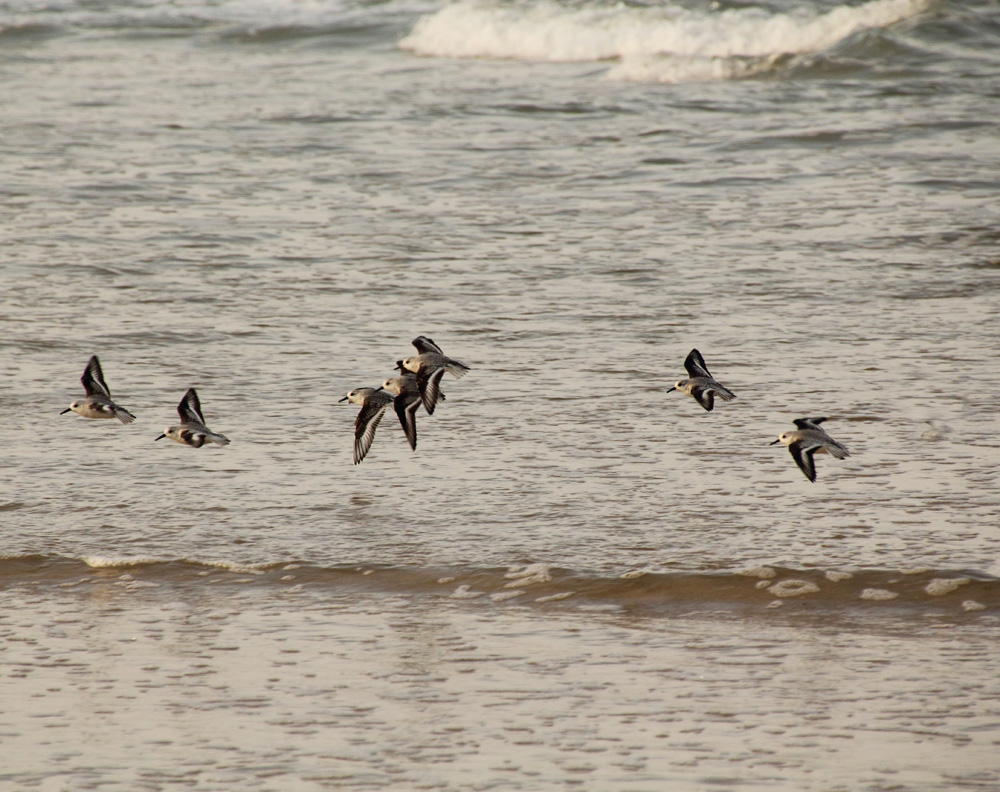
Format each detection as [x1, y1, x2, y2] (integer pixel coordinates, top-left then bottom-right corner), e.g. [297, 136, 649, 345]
[61, 355, 230, 448]
[61, 339, 850, 482]
[339, 336, 470, 465]
[666, 348, 850, 482]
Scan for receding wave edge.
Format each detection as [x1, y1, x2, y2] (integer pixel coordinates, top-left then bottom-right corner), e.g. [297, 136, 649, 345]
[1, 555, 996, 614]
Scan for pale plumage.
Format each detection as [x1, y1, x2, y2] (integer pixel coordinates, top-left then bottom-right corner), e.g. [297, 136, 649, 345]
[381, 373, 426, 452]
[340, 387, 393, 464]
[155, 388, 230, 448]
[397, 335, 469, 415]
[61, 355, 136, 424]
[770, 417, 850, 482]
[667, 348, 736, 412]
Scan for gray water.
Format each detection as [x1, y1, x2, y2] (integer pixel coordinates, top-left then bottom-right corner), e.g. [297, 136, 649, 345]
[2, 0, 1000, 788]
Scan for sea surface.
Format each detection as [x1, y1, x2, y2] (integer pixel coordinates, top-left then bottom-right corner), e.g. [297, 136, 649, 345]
[2, 0, 1000, 788]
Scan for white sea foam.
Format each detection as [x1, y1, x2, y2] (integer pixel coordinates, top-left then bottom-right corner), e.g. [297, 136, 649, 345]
[400, 0, 928, 82]
[860, 588, 899, 601]
[450, 584, 484, 599]
[203, 559, 268, 574]
[739, 566, 777, 579]
[505, 563, 553, 587]
[83, 555, 161, 569]
[925, 577, 971, 596]
[768, 579, 820, 597]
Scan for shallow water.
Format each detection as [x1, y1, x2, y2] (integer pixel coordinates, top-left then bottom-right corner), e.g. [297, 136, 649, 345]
[2, 0, 1000, 787]
[3, 561, 1000, 791]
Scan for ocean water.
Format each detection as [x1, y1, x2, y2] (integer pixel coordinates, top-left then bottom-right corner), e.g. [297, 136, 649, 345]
[2, 0, 1000, 788]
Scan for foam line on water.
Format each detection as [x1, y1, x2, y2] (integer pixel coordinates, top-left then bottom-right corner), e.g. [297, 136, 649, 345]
[400, 0, 929, 81]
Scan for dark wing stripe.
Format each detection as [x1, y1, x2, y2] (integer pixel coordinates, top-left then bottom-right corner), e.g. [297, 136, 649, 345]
[354, 404, 387, 464]
[416, 367, 445, 415]
[412, 336, 444, 355]
[395, 395, 419, 451]
[425, 368, 445, 415]
[691, 386, 715, 412]
[180, 429, 206, 448]
[83, 356, 111, 397]
[790, 442, 818, 482]
[179, 388, 206, 425]
[684, 349, 711, 379]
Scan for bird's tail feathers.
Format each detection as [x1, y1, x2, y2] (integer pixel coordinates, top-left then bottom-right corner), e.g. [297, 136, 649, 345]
[446, 360, 470, 378]
[827, 443, 849, 459]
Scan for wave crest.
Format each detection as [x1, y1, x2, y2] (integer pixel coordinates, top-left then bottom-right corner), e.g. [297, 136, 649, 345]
[2, 554, 996, 616]
[400, 0, 929, 81]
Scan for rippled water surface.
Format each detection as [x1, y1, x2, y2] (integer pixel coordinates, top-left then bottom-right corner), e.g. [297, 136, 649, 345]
[2, 0, 1000, 787]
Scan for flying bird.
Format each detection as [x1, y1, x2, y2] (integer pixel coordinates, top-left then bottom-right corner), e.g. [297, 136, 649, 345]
[397, 336, 469, 415]
[770, 417, 850, 482]
[667, 348, 736, 412]
[61, 355, 136, 424]
[381, 373, 428, 452]
[155, 388, 230, 448]
[340, 387, 393, 464]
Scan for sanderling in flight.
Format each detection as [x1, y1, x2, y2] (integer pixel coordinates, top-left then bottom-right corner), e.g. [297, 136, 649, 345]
[667, 348, 736, 412]
[770, 417, 850, 483]
[340, 386, 394, 464]
[397, 336, 469, 415]
[381, 372, 437, 452]
[155, 388, 230, 448]
[61, 355, 136, 424]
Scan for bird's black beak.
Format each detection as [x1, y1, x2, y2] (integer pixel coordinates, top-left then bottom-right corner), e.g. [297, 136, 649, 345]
[60, 408, 71, 415]
[665, 387, 676, 393]
[338, 396, 348, 402]
[769, 439, 780, 445]
[155, 434, 166, 441]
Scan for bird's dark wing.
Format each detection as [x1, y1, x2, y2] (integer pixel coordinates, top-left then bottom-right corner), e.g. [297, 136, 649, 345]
[684, 349, 711, 379]
[82, 355, 111, 397]
[690, 385, 715, 412]
[178, 388, 207, 425]
[789, 442, 818, 483]
[412, 336, 444, 355]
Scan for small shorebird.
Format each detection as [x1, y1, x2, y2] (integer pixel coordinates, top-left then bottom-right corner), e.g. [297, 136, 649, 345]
[397, 336, 469, 415]
[340, 387, 393, 464]
[61, 355, 136, 424]
[381, 373, 429, 452]
[771, 417, 850, 482]
[667, 348, 736, 412]
[155, 388, 230, 448]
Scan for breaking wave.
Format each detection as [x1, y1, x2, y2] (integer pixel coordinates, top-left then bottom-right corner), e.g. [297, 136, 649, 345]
[399, 0, 930, 81]
[2, 554, 995, 616]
